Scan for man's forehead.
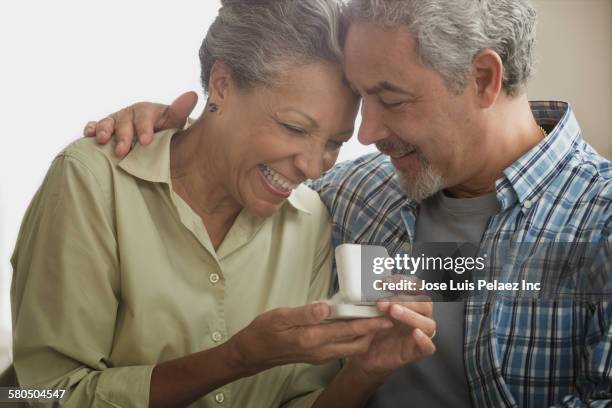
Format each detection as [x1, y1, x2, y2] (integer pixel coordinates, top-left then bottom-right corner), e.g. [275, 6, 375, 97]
[343, 22, 418, 86]
[345, 21, 415, 52]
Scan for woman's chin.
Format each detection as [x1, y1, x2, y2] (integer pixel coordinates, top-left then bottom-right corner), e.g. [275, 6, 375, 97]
[246, 199, 284, 218]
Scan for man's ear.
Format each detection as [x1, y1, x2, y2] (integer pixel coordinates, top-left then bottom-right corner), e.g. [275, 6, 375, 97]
[470, 49, 503, 108]
[207, 60, 234, 105]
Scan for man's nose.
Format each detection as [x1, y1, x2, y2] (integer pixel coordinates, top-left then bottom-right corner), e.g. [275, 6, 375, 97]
[357, 101, 392, 145]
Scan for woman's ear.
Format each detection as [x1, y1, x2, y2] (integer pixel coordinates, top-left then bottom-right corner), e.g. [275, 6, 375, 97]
[470, 49, 504, 108]
[207, 60, 234, 105]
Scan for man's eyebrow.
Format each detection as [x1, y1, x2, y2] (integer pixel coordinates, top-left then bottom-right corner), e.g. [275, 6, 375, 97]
[342, 75, 361, 97]
[365, 81, 415, 96]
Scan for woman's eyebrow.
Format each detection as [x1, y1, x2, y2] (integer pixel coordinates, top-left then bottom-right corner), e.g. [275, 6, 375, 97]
[278, 109, 319, 129]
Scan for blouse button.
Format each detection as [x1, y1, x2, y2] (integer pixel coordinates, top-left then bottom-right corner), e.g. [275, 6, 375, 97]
[211, 331, 223, 342]
[209, 273, 220, 284]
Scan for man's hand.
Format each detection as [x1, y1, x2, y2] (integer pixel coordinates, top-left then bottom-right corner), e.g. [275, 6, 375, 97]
[83, 91, 198, 157]
[227, 302, 394, 374]
[350, 300, 436, 377]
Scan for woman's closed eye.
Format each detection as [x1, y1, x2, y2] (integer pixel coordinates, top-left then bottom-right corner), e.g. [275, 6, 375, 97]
[281, 123, 307, 135]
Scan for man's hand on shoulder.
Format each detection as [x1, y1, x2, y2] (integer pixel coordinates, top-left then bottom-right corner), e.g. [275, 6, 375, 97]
[83, 91, 198, 157]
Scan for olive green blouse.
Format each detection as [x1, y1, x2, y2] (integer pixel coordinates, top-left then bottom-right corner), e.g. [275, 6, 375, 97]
[11, 131, 339, 407]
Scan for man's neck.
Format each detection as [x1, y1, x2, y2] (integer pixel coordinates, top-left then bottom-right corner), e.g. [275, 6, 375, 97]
[445, 94, 544, 199]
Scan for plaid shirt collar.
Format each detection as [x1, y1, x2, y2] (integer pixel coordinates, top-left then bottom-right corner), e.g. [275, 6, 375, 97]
[496, 101, 580, 211]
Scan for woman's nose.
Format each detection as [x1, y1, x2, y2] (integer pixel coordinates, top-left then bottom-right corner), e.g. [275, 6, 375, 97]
[294, 144, 326, 180]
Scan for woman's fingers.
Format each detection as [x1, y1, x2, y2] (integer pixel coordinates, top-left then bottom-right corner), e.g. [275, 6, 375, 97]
[240, 305, 392, 368]
[272, 303, 331, 328]
[274, 303, 390, 334]
[314, 335, 374, 362]
[311, 317, 393, 344]
[269, 304, 391, 352]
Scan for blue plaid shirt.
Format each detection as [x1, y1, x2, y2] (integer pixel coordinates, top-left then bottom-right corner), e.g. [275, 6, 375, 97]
[309, 101, 611, 407]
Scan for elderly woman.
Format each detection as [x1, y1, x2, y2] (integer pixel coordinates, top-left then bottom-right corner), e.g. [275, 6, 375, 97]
[11, 0, 435, 407]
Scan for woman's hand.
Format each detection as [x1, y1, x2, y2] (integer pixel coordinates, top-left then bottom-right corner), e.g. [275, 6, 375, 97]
[84, 91, 197, 156]
[310, 300, 436, 408]
[226, 302, 394, 374]
[150, 302, 392, 408]
[349, 300, 436, 377]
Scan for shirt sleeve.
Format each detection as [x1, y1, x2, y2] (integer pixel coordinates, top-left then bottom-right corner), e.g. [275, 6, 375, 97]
[280, 211, 342, 408]
[550, 301, 612, 407]
[553, 234, 612, 407]
[10, 154, 153, 407]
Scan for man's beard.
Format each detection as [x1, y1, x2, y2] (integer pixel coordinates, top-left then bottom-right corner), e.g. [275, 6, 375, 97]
[376, 138, 444, 202]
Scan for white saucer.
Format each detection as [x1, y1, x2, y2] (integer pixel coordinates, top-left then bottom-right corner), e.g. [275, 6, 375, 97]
[326, 303, 383, 320]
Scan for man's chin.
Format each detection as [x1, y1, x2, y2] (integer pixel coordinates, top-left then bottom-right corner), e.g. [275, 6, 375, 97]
[395, 168, 444, 202]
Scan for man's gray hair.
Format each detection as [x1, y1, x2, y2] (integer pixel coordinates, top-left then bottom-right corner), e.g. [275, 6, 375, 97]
[199, 0, 344, 93]
[344, 0, 537, 96]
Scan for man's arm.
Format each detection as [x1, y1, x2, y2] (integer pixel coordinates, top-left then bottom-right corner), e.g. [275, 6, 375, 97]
[552, 234, 612, 407]
[553, 301, 611, 407]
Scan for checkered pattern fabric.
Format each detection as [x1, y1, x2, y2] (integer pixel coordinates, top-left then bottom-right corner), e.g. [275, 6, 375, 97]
[308, 101, 611, 407]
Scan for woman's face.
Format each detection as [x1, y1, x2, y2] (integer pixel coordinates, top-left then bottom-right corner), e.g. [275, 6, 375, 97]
[211, 61, 359, 217]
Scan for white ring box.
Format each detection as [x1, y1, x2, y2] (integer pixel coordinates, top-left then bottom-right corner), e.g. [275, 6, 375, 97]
[324, 244, 392, 320]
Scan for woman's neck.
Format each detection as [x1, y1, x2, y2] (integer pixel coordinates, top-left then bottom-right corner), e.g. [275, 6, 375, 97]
[170, 116, 242, 248]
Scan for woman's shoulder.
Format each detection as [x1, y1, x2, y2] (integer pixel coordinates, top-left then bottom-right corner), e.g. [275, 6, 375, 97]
[57, 137, 123, 178]
[24, 138, 122, 221]
[32, 137, 136, 215]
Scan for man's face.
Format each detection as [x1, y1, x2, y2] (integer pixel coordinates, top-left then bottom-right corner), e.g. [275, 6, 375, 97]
[344, 22, 482, 201]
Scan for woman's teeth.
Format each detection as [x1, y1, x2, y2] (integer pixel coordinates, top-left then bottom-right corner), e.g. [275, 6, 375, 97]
[259, 164, 298, 193]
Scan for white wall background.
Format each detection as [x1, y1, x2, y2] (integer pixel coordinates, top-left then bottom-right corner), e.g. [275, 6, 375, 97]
[0, 0, 610, 374]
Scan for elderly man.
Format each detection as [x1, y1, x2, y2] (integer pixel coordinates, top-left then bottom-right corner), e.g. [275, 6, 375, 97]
[87, 0, 611, 406]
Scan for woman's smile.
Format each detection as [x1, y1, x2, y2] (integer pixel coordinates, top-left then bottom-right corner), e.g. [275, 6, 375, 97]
[256, 163, 299, 198]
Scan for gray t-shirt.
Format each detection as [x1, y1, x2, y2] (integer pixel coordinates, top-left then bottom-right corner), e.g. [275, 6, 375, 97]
[367, 191, 499, 407]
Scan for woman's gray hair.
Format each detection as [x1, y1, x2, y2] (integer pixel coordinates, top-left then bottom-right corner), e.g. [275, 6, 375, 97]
[344, 0, 537, 96]
[199, 0, 344, 93]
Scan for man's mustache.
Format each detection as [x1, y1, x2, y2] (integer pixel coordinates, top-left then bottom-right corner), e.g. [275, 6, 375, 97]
[376, 138, 417, 157]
